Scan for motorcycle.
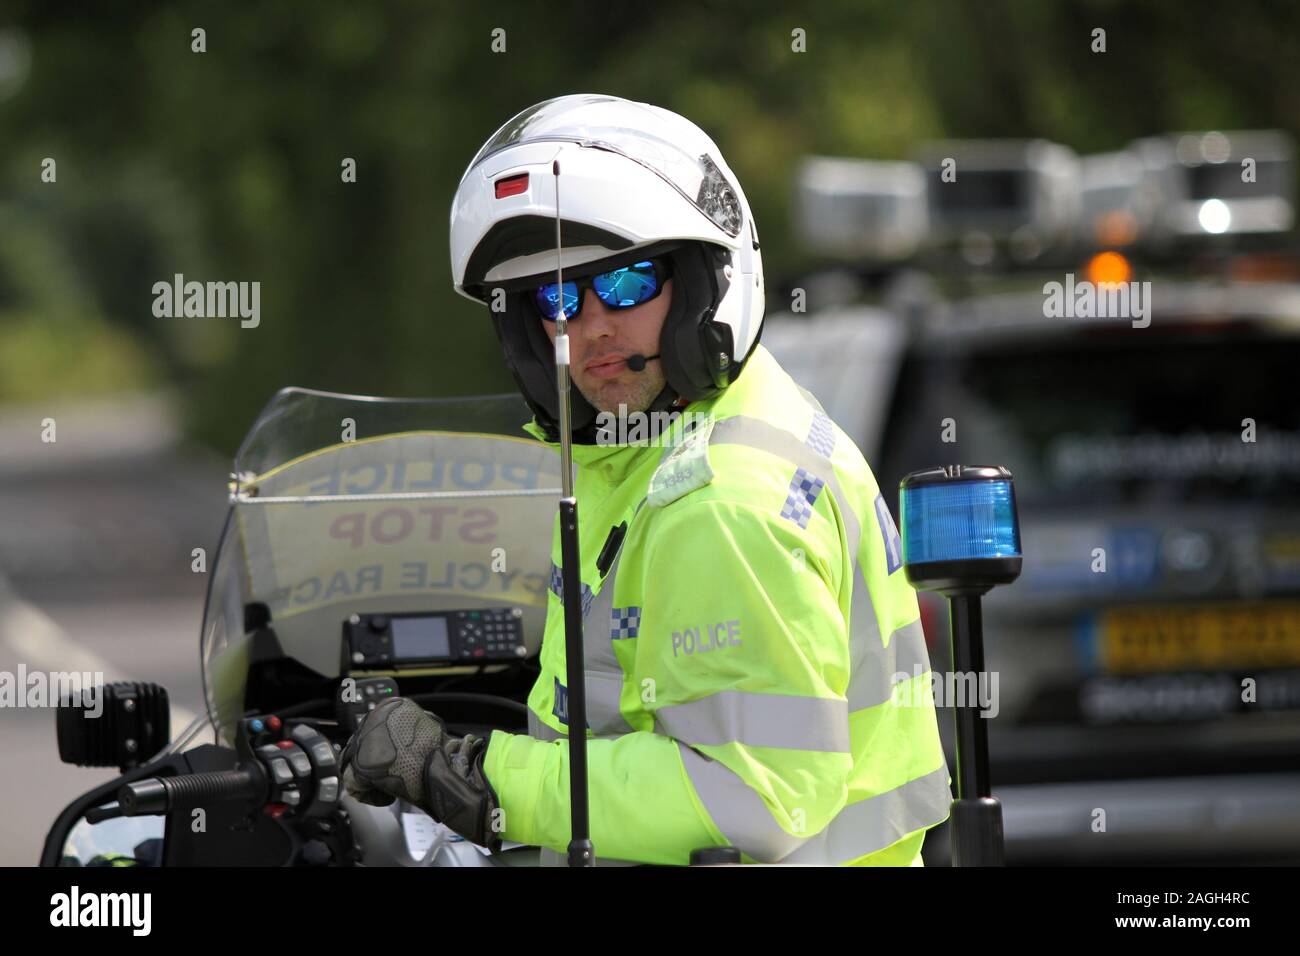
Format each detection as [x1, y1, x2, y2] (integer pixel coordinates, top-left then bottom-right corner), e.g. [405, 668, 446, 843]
[42, 386, 1014, 868]
[42, 387, 565, 867]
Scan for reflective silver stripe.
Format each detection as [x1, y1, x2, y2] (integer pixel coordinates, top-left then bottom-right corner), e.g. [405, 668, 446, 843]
[533, 744, 939, 867]
[580, 584, 621, 677]
[583, 670, 632, 735]
[569, 515, 639, 736]
[845, 565, 882, 710]
[680, 745, 950, 866]
[677, 742, 808, 863]
[846, 614, 934, 712]
[527, 706, 627, 743]
[527, 708, 563, 741]
[656, 692, 850, 753]
[708, 415, 860, 561]
[841, 487, 934, 710]
[779, 765, 951, 865]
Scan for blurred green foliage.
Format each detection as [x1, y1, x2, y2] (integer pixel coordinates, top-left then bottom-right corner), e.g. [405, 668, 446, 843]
[1, 0, 1298, 451]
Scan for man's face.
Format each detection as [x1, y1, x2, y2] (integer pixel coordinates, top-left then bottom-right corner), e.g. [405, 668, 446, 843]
[540, 278, 672, 415]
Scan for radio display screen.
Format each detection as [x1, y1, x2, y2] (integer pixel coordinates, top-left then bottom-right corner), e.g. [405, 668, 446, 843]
[390, 616, 451, 660]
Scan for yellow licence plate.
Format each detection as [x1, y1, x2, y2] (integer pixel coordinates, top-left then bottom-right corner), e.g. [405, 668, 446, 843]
[1099, 603, 1300, 674]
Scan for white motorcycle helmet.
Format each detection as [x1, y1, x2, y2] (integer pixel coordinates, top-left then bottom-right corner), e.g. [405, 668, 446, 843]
[450, 93, 765, 441]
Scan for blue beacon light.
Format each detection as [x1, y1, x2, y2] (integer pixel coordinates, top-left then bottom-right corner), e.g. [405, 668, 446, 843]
[900, 465, 1022, 593]
[898, 465, 1023, 867]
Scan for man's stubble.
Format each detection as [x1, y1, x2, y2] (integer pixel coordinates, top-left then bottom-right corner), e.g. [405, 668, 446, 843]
[577, 364, 668, 416]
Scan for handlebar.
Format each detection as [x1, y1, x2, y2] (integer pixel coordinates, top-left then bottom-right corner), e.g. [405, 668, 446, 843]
[115, 766, 266, 817]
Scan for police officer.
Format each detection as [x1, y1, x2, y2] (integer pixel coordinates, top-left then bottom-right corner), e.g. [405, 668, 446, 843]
[340, 94, 952, 865]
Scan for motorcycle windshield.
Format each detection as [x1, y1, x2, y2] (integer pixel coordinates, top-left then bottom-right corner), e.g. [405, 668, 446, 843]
[200, 388, 561, 744]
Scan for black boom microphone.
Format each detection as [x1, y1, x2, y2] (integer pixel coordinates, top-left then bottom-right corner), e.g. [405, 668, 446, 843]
[626, 353, 660, 371]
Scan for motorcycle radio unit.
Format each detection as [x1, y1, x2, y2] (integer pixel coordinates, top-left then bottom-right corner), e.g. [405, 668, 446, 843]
[341, 608, 527, 674]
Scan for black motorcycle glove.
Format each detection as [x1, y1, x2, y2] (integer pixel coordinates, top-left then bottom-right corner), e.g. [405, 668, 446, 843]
[339, 696, 502, 851]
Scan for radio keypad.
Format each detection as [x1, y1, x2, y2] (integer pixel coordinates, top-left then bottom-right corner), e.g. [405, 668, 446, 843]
[453, 608, 524, 661]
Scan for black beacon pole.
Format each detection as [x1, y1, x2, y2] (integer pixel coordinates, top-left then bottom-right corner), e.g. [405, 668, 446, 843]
[899, 465, 1022, 867]
[550, 160, 594, 867]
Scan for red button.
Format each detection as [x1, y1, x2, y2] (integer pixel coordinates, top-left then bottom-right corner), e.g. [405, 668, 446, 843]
[473, 648, 485, 658]
[277, 740, 294, 750]
[267, 715, 282, 731]
[264, 804, 287, 819]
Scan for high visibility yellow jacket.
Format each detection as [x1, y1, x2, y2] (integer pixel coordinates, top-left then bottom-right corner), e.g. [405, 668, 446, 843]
[482, 344, 951, 865]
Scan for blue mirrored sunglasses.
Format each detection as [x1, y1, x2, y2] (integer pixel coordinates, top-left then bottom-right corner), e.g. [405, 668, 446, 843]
[533, 257, 672, 321]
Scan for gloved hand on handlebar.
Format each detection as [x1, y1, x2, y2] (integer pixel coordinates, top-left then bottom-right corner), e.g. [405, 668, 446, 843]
[339, 696, 502, 851]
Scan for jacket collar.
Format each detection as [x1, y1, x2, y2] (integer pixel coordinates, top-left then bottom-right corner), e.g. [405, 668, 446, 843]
[522, 417, 656, 486]
[520, 345, 777, 484]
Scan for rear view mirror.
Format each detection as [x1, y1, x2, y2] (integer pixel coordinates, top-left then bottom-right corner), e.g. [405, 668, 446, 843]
[59, 810, 166, 867]
[57, 682, 170, 771]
